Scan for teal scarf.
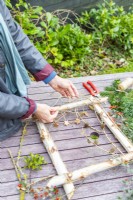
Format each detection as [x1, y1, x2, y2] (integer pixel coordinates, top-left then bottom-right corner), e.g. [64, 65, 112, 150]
[0, 14, 31, 97]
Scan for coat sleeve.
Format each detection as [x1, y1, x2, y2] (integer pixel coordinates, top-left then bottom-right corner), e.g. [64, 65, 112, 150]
[2, 0, 55, 81]
[0, 91, 36, 119]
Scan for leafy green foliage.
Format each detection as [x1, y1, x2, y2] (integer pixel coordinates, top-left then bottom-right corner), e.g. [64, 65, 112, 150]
[101, 80, 133, 141]
[117, 166, 133, 200]
[5, 0, 12, 8]
[24, 153, 47, 170]
[7, 0, 91, 71]
[48, 24, 91, 68]
[79, 1, 133, 53]
[6, 0, 133, 77]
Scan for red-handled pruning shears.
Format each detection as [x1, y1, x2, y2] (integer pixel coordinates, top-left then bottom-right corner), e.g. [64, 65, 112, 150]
[83, 81, 101, 98]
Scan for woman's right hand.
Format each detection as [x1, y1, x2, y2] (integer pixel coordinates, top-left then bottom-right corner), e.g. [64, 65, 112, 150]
[33, 103, 58, 123]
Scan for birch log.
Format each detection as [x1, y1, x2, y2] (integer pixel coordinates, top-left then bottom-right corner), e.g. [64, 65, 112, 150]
[93, 104, 133, 152]
[118, 78, 133, 91]
[47, 152, 133, 187]
[55, 97, 108, 111]
[36, 122, 75, 200]
[22, 97, 108, 123]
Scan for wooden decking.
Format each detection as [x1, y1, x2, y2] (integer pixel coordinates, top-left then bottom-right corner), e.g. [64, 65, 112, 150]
[0, 72, 133, 200]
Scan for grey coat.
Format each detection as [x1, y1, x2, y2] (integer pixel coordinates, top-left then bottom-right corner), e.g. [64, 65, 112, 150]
[0, 0, 54, 140]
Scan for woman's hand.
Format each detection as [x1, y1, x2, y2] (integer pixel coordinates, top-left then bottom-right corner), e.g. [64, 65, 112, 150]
[34, 103, 58, 123]
[49, 75, 79, 98]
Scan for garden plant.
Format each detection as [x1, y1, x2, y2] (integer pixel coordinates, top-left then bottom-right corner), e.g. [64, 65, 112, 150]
[6, 0, 133, 77]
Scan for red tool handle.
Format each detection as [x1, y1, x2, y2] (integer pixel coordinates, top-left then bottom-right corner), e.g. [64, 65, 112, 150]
[87, 81, 99, 94]
[83, 82, 95, 96]
[83, 81, 99, 96]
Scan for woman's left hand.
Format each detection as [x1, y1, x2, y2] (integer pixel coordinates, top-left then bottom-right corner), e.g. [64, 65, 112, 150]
[49, 75, 79, 98]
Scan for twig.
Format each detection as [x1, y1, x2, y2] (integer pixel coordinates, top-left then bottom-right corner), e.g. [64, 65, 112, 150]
[8, 149, 21, 182]
[27, 174, 55, 188]
[16, 122, 28, 165]
[94, 110, 124, 155]
[85, 133, 115, 155]
[78, 113, 102, 133]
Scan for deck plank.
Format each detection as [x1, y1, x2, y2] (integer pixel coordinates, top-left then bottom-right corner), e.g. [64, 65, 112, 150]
[1, 72, 133, 200]
[1, 123, 111, 146]
[0, 135, 124, 159]
[1, 157, 133, 183]
[0, 143, 125, 171]
[0, 175, 132, 198]
[79, 192, 123, 200]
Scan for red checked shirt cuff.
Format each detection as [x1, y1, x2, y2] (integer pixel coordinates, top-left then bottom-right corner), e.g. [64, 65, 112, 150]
[33, 64, 54, 81]
[21, 97, 36, 119]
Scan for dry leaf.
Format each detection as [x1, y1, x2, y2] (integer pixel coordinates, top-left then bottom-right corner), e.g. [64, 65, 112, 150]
[84, 123, 89, 128]
[88, 105, 94, 110]
[101, 122, 105, 129]
[53, 122, 59, 127]
[84, 111, 89, 117]
[80, 111, 89, 117]
[109, 148, 116, 154]
[75, 118, 80, 124]
[79, 112, 85, 117]
[64, 121, 69, 126]
[115, 60, 122, 66]
[90, 70, 98, 75]
[21, 187, 26, 191]
[107, 112, 112, 116]
[116, 123, 121, 128]
[123, 160, 129, 164]
[94, 140, 99, 145]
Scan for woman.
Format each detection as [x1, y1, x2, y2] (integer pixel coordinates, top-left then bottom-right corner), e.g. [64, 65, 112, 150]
[0, 0, 79, 141]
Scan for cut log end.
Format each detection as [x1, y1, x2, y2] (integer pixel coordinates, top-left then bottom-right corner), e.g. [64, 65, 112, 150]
[118, 78, 133, 91]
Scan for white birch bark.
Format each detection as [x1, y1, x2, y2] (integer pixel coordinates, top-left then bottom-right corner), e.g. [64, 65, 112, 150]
[36, 122, 75, 199]
[118, 78, 133, 91]
[55, 97, 108, 111]
[47, 152, 133, 187]
[93, 104, 133, 152]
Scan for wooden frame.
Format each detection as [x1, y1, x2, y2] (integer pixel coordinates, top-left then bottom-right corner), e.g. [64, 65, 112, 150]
[36, 95, 133, 199]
